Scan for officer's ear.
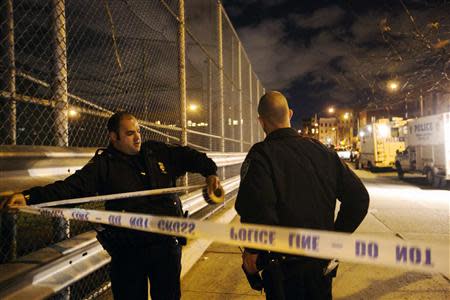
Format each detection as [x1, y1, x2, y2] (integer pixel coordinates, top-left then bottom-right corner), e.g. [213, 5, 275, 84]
[289, 109, 293, 120]
[258, 116, 264, 129]
[109, 131, 119, 143]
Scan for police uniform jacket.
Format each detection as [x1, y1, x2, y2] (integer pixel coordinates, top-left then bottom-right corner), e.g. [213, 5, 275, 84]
[235, 128, 369, 250]
[23, 141, 217, 250]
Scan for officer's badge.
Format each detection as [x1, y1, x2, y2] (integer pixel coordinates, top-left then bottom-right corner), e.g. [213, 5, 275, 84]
[158, 162, 168, 174]
[240, 159, 251, 180]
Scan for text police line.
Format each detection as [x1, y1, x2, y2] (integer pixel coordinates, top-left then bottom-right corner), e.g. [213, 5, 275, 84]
[18, 206, 449, 276]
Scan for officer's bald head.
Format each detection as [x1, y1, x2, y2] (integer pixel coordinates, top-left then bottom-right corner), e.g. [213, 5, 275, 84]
[257, 91, 292, 133]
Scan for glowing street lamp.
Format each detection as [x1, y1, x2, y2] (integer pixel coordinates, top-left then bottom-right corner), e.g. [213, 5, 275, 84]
[343, 112, 349, 120]
[387, 80, 399, 92]
[328, 107, 335, 114]
[189, 103, 198, 112]
[68, 109, 79, 118]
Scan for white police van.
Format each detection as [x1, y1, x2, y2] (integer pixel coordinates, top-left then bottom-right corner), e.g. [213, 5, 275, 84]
[395, 112, 450, 188]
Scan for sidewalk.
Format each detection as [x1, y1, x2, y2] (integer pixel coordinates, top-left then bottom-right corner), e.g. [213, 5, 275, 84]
[181, 240, 263, 299]
[181, 213, 449, 299]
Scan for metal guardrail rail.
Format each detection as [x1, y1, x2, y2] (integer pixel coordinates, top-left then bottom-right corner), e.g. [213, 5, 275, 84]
[0, 149, 244, 299]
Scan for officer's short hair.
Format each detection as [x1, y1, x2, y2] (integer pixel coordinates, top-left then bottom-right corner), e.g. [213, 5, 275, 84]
[107, 112, 135, 136]
[258, 91, 289, 124]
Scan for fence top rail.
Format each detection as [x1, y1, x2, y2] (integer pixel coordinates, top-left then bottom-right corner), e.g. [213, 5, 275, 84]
[0, 146, 96, 158]
[0, 146, 247, 158]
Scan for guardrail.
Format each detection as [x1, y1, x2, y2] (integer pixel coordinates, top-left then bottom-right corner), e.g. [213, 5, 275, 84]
[0, 176, 241, 300]
[0, 147, 245, 299]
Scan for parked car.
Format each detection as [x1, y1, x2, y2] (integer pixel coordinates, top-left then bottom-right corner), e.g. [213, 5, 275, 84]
[336, 146, 352, 160]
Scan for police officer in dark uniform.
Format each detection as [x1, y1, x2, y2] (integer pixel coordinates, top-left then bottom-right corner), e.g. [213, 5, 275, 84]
[1, 112, 221, 300]
[236, 91, 369, 300]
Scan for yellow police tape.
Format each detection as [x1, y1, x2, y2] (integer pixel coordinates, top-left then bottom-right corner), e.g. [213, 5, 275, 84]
[31, 185, 225, 208]
[18, 206, 449, 276]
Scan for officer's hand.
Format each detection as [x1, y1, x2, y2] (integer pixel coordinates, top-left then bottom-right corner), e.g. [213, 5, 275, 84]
[0, 193, 27, 210]
[206, 175, 221, 195]
[242, 251, 259, 274]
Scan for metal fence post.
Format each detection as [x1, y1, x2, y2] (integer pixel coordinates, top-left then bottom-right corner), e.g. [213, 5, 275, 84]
[52, 0, 69, 147]
[217, 1, 225, 179]
[249, 65, 253, 146]
[51, 5, 70, 296]
[238, 44, 243, 152]
[178, 0, 189, 188]
[262, 87, 265, 140]
[231, 36, 235, 149]
[207, 58, 213, 150]
[256, 80, 261, 141]
[3, 0, 16, 145]
[419, 90, 424, 117]
[0, 0, 18, 263]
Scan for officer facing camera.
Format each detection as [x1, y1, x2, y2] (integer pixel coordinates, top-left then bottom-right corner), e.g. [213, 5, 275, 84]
[0, 112, 222, 300]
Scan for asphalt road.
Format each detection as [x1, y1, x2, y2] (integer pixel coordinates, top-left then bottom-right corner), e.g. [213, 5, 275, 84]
[181, 167, 450, 299]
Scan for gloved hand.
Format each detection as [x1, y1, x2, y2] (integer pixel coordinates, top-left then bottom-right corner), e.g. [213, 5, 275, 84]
[241, 250, 263, 291]
[0, 193, 27, 210]
[242, 250, 259, 274]
[206, 175, 220, 193]
[204, 175, 224, 204]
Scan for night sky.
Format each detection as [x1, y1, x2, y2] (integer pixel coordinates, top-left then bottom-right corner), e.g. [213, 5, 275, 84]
[222, 0, 450, 125]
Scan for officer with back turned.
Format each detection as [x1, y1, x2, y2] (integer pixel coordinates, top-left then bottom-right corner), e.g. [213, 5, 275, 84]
[235, 91, 369, 299]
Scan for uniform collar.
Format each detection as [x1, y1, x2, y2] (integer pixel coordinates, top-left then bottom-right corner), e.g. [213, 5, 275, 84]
[265, 127, 299, 140]
[107, 144, 141, 159]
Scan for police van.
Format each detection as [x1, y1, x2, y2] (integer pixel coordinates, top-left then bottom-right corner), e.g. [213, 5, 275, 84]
[357, 118, 406, 170]
[395, 112, 450, 188]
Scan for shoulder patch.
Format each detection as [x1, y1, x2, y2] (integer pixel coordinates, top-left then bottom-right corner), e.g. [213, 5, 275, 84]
[240, 159, 251, 181]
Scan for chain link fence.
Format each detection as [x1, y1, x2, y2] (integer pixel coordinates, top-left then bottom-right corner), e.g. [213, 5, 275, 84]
[0, 0, 264, 149]
[0, 0, 265, 298]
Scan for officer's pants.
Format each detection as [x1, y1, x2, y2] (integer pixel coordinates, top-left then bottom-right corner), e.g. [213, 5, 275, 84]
[109, 242, 182, 300]
[262, 260, 332, 300]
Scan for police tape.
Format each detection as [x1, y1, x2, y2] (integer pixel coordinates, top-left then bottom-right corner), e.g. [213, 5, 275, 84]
[32, 185, 225, 208]
[18, 206, 450, 276]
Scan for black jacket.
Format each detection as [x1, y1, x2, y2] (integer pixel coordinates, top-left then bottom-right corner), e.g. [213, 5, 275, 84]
[24, 141, 217, 249]
[235, 128, 369, 237]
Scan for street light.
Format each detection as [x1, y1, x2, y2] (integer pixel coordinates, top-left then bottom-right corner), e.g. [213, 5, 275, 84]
[387, 80, 399, 92]
[343, 112, 349, 120]
[68, 109, 79, 118]
[189, 103, 199, 112]
[328, 107, 335, 114]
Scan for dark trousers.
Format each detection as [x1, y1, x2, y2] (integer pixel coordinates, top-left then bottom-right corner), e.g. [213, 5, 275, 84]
[109, 243, 182, 300]
[262, 260, 332, 300]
